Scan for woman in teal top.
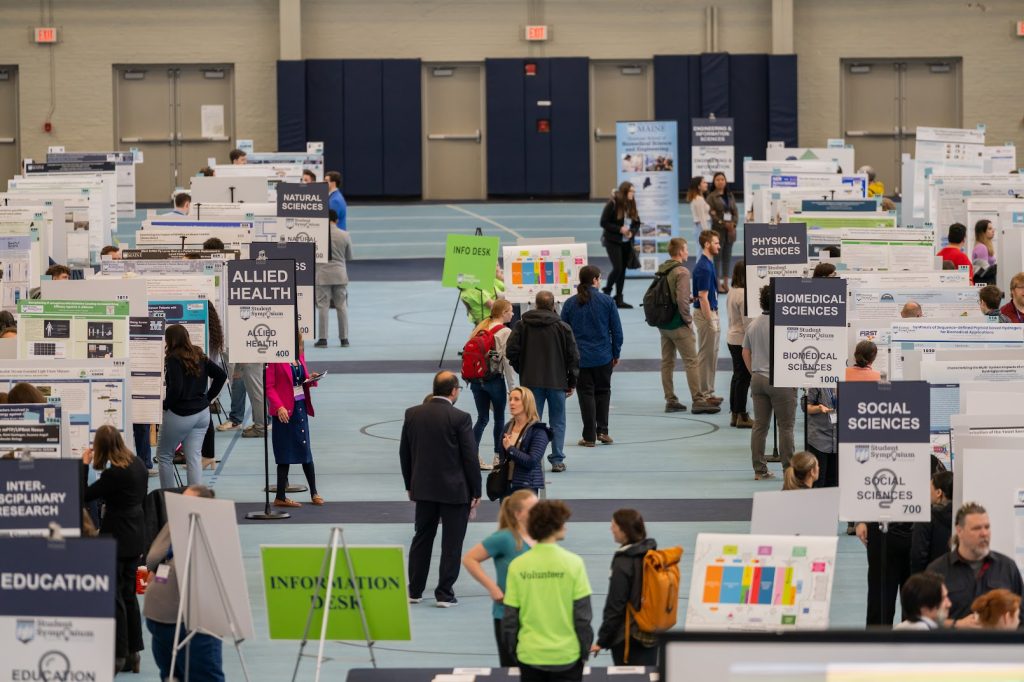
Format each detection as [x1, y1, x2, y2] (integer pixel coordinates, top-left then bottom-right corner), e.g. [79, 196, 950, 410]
[462, 489, 537, 666]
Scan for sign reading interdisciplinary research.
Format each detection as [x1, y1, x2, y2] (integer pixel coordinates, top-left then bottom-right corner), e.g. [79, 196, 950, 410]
[250, 241, 315, 339]
[0, 537, 117, 682]
[261, 545, 412, 640]
[271, 182, 330, 264]
[617, 120, 680, 274]
[837, 380, 930, 523]
[17, 300, 130, 360]
[0, 458, 78, 536]
[441, 234, 500, 289]
[744, 222, 809, 316]
[770, 277, 847, 388]
[691, 117, 735, 183]
[226, 259, 297, 363]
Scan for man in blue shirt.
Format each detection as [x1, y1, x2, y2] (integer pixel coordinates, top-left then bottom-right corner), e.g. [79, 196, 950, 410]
[326, 171, 348, 231]
[692, 230, 723, 407]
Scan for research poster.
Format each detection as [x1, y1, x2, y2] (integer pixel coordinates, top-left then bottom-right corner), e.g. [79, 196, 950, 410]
[0, 537, 117, 682]
[261, 545, 411, 640]
[0, 458, 78, 536]
[149, 300, 209, 353]
[0, 402, 62, 460]
[128, 318, 165, 425]
[848, 288, 978, 321]
[250, 242, 315, 340]
[837, 380, 930, 523]
[691, 117, 735, 183]
[770, 277, 847, 388]
[136, 222, 253, 257]
[888, 322, 1024, 380]
[441, 234, 500, 289]
[226, 259, 297, 363]
[16, 300, 129, 360]
[501, 243, 587, 303]
[616, 120, 680, 273]
[269, 181, 330, 263]
[832, 229, 938, 272]
[744, 222, 808, 316]
[0, 235, 33, 310]
[685, 533, 838, 631]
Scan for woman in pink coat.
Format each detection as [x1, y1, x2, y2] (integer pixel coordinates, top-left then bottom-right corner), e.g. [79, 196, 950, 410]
[266, 336, 323, 507]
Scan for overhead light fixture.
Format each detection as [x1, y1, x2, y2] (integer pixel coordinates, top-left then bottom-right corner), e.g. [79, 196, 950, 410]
[203, 69, 225, 79]
[123, 70, 146, 80]
[849, 64, 871, 74]
[620, 65, 643, 76]
[432, 67, 454, 77]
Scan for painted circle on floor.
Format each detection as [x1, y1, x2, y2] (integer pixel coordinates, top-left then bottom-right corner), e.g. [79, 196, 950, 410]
[392, 309, 454, 326]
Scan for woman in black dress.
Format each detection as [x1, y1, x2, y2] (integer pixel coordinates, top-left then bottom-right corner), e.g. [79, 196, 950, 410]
[599, 181, 640, 309]
[266, 335, 322, 507]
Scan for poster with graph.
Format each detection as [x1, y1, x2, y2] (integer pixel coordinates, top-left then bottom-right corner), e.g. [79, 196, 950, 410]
[501, 243, 587, 304]
[685, 533, 838, 631]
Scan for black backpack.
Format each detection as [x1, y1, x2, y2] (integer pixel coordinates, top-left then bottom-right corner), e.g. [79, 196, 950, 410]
[642, 261, 682, 327]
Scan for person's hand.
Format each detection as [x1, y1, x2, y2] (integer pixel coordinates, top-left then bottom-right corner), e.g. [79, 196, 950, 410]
[855, 523, 868, 546]
[619, 225, 631, 236]
[566, 388, 574, 398]
[471, 497, 481, 509]
[820, 405, 832, 414]
[489, 585, 504, 602]
[276, 406, 289, 423]
[590, 644, 601, 656]
[81, 447, 93, 465]
[612, 358, 619, 367]
[954, 614, 981, 629]
[501, 432, 514, 449]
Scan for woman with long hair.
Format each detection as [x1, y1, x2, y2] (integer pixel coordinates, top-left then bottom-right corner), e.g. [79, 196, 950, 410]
[725, 259, 752, 428]
[782, 451, 819, 490]
[560, 265, 623, 446]
[83, 424, 149, 673]
[706, 172, 737, 292]
[687, 175, 710, 235]
[201, 301, 226, 469]
[599, 181, 640, 308]
[498, 387, 551, 495]
[156, 324, 227, 487]
[845, 340, 882, 382]
[462, 490, 538, 666]
[973, 219, 996, 266]
[467, 299, 517, 470]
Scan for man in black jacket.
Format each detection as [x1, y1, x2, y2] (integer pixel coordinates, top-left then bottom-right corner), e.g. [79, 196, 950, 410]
[506, 291, 580, 473]
[400, 371, 481, 607]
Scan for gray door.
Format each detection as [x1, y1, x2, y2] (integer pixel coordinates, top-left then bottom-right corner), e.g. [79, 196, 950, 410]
[0, 67, 19, 182]
[423, 63, 485, 200]
[175, 66, 233, 183]
[590, 61, 652, 199]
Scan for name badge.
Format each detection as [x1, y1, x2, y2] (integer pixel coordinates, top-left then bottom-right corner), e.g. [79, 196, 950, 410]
[293, 384, 304, 398]
[723, 212, 733, 222]
[154, 563, 171, 584]
[828, 412, 837, 425]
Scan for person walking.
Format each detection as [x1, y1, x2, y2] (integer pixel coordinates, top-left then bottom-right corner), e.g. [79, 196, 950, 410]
[314, 208, 353, 348]
[599, 181, 640, 309]
[506, 291, 579, 473]
[498, 387, 551, 496]
[725, 259, 752, 427]
[400, 371, 481, 607]
[706, 172, 737, 292]
[466, 299, 518, 470]
[560, 266, 623, 447]
[692, 230, 723, 408]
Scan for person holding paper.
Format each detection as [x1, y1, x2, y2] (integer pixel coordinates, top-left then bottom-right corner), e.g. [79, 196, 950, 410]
[706, 172, 736, 293]
[1000, 272, 1024, 323]
[599, 181, 640, 309]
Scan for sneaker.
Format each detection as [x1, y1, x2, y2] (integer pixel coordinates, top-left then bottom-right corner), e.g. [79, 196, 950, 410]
[735, 412, 754, 428]
[614, 299, 633, 309]
[148, 468, 159, 478]
[314, 339, 327, 348]
[479, 456, 493, 471]
[216, 421, 241, 432]
[577, 439, 596, 447]
[706, 395, 724, 406]
[551, 463, 567, 473]
[691, 401, 721, 414]
[340, 339, 350, 347]
[665, 401, 687, 413]
[597, 434, 613, 444]
[754, 471, 777, 481]
[241, 425, 265, 438]
[435, 598, 458, 608]
[408, 596, 423, 604]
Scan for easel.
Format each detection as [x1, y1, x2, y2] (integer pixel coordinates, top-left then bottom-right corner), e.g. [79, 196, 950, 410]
[169, 512, 252, 682]
[439, 226, 484, 367]
[291, 526, 376, 682]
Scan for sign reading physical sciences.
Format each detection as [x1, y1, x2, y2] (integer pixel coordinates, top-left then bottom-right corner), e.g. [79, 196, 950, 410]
[0, 459, 79, 537]
[441, 234, 500, 289]
[251, 241, 316, 339]
[770, 277, 847, 388]
[744, 222, 808, 316]
[0, 537, 117, 682]
[273, 182, 330, 264]
[837, 381, 930, 523]
[691, 117, 735, 183]
[226, 259, 297, 363]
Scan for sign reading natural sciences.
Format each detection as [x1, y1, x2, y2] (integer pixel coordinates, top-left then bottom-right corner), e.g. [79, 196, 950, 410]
[770, 277, 847, 387]
[226, 259, 297, 363]
[744, 222, 809, 317]
[442, 234, 500, 289]
[275, 181, 330, 263]
[838, 381, 930, 523]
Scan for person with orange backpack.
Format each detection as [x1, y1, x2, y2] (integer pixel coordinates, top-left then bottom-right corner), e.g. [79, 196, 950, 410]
[592, 509, 681, 666]
[462, 299, 518, 471]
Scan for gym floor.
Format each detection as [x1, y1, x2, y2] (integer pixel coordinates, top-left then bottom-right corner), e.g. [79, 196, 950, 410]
[128, 201, 872, 680]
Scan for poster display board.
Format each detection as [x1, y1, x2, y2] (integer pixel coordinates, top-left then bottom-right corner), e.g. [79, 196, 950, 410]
[888, 322, 1024, 380]
[765, 144, 855, 175]
[226, 259, 297, 363]
[128, 317, 165, 425]
[441, 234, 500, 289]
[119, 248, 239, 261]
[685, 533, 838, 631]
[786, 211, 897, 231]
[41, 277, 148, 318]
[261, 545, 412, 640]
[250, 242, 315, 340]
[0, 458, 78, 536]
[769, 277, 847, 388]
[742, 159, 840, 209]
[149, 300, 208, 353]
[0, 235, 33, 309]
[0, 537, 116, 682]
[744, 222, 808, 316]
[501, 242, 587, 303]
[46, 151, 137, 216]
[136, 221, 253, 257]
[829, 228, 936, 272]
[914, 126, 986, 217]
[957, 449, 1024, 575]
[691, 117, 735, 183]
[189, 175, 270, 204]
[750, 488, 841, 537]
[616, 120, 680, 273]
[848, 287, 979, 321]
[270, 181, 330, 263]
[17, 300, 129, 360]
[0, 402, 62, 460]
[837, 380, 930, 523]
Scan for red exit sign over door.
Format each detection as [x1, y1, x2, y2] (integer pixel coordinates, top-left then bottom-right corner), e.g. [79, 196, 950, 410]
[34, 27, 58, 43]
[525, 25, 548, 41]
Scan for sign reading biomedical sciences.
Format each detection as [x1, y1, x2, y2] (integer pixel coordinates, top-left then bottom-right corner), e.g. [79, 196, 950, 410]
[226, 259, 297, 363]
[691, 117, 735, 183]
[770, 277, 847, 387]
[0, 459, 79, 537]
[838, 381, 930, 523]
[744, 222, 809, 317]
[250, 241, 316, 339]
[0, 537, 117, 682]
[441, 234, 500, 289]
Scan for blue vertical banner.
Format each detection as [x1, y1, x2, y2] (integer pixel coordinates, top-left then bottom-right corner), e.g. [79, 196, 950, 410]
[616, 121, 680, 275]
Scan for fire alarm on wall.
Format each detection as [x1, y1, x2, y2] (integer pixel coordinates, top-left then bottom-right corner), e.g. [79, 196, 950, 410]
[43, 122, 52, 133]
[1017, 20, 1024, 36]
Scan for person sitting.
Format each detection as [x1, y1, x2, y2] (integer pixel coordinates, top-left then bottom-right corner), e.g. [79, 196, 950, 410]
[937, 223, 974, 281]
[100, 245, 121, 259]
[978, 285, 1010, 322]
[911, 471, 954, 573]
[900, 301, 923, 318]
[845, 341, 882, 382]
[893, 572, 950, 630]
[1000, 272, 1024, 324]
[859, 165, 885, 198]
[202, 237, 225, 251]
[782, 451, 819, 490]
[971, 589, 1021, 630]
[0, 327, 16, 339]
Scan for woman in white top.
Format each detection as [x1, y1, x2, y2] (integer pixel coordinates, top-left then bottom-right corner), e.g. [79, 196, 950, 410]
[466, 299, 518, 470]
[687, 176, 711, 237]
[725, 259, 753, 428]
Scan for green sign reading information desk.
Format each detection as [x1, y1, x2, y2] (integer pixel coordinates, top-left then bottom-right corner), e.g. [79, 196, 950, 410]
[261, 545, 411, 640]
[441, 233, 500, 289]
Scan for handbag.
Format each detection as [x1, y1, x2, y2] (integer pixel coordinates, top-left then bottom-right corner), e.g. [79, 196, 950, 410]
[486, 460, 510, 501]
[627, 245, 641, 270]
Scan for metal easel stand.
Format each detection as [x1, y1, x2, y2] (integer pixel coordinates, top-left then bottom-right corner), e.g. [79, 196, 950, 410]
[439, 226, 484, 367]
[169, 512, 252, 682]
[292, 526, 376, 682]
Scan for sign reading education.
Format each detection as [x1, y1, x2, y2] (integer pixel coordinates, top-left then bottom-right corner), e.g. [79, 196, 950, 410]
[691, 117, 735, 183]
[250, 241, 315, 339]
[441, 234, 500, 289]
[837, 380, 930, 523]
[0, 459, 79, 536]
[271, 181, 330, 263]
[226, 259, 297, 363]
[770, 277, 847, 387]
[744, 222, 809, 316]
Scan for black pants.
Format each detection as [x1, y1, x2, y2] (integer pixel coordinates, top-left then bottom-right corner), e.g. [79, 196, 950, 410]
[577, 362, 613, 442]
[493, 618, 516, 667]
[276, 462, 317, 499]
[807, 443, 838, 488]
[865, 523, 912, 626]
[727, 343, 750, 414]
[520, 659, 584, 682]
[602, 241, 633, 299]
[611, 637, 658, 666]
[115, 556, 145, 659]
[408, 501, 470, 602]
[202, 417, 215, 460]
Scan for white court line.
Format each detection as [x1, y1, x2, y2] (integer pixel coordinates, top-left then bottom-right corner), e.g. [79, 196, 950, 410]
[444, 205, 525, 239]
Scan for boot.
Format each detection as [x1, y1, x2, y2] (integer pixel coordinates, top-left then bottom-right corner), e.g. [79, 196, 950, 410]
[614, 296, 633, 309]
[735, 412, 754, 428]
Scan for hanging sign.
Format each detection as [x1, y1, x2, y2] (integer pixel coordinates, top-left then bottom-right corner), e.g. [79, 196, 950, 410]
[770, 277, 847, 387]
[272, 182, 330, 263]
[744, 222, 809, 316]
[0, 458, 78, 536]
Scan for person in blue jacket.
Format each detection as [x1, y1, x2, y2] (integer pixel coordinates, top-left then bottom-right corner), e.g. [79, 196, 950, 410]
[326, 170, 347, 231]
[560, 265, 624, 447]
[498, 387, 551, 494]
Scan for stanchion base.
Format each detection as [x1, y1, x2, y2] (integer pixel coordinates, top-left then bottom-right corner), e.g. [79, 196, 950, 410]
[245, 510, 291, 520]
[265, 484, 308, 493]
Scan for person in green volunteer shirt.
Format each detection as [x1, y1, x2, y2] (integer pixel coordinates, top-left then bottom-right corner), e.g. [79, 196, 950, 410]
[460, 264, 506, 325]
[502, 500, 593, 680]
[462, 490, 538, 666]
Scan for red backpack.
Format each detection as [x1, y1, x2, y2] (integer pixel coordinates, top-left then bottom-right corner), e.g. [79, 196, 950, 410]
[461, 324, 504, 381]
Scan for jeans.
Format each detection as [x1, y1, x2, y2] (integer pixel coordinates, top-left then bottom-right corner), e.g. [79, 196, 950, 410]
[228, 373, 246, 425]
[602, 241, 633, 299]
[408, 501, 470, 602]
[727, 343, 751, 414]
[749, 374, 797, 474]
[315, 283, 349, 340]
[659, 325, 700, 403]
[133, 423, 152, 468]
[157, 408, 210, 488]
[528, 387, 566, 464]
[692, 308, 720, 400]
[470, 376, 507, 455]
[240, 363, 266, 429]
[576, 362, 613, 442]
[147, 619, 225, 682]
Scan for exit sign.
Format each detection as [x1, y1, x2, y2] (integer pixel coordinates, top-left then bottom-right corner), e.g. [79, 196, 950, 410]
[34, 27, 58, 43]
[525, 25, 548, 41]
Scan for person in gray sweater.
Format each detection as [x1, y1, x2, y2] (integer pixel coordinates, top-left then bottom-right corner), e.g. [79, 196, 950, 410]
[314, 209, 354, 348]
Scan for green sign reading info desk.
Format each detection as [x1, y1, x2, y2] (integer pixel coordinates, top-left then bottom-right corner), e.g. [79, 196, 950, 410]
[261, 545, 411, 640]
[441, 233, 500, 289]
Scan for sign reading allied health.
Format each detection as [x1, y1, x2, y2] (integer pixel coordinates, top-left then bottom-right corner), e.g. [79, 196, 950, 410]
[691, 117, 735, 183]
[274, 182, 330, 264]
[261, 545, 412, 640]
[250, 242, 315, 340]
[770, 277, 847, 388]
[837, 380, 930, 523]
[441, 234, 500, 289]
[744, 222, 809, 317]
[0, 459, 79, 536]
[226, 259, 297, 363]
[0, 537, 117, 682]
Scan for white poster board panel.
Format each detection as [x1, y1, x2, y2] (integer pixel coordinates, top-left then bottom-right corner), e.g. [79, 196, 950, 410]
[888, 322, 1024, 380]
[742, 159, 839, 209]
[136, 225, 253, 258]
[921, 360, 1024, 385]
[957, 380, 1024, 415]
[501, 242, 587, 304]
[41, 278, 149, 317]
[765, 145, 855, 174]
[847, 287, 980, 321]
[949, 414, 1024, 467]
[750, 488, 841, 536]
[959, 449, 1024, 575]
[914, 126, 986, 218]
[837, 228, 937, 272]
[189, 175, 270, 204]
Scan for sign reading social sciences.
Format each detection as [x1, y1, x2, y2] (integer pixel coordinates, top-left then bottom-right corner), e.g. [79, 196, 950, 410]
[837, 381, 930, 522]
[770, 277, 847, 388]
[226, 259, 297, 363]
[250, 241, 316, 340]
[691, 117, 735, 183]
[744, 222, 809, 316]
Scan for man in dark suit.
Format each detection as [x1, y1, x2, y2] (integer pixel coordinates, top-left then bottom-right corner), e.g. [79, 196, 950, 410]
[400, 370, 481, 607]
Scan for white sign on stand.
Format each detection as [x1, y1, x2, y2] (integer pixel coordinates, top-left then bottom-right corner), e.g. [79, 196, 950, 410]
[225, 259, 296, 363]
[501, 242, 587, 304]
[751, 488, 841, 536]
[770, 277, 847, 388]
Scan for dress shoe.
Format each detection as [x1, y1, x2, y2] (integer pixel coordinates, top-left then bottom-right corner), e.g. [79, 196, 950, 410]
[273, 497, 302, 508]
[311, 495, 325, 506]
[577, 439, 596, 447]
[735, 412, 754, 428]
[597, 434, 613, 444]
[314, 339, 327, 348]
